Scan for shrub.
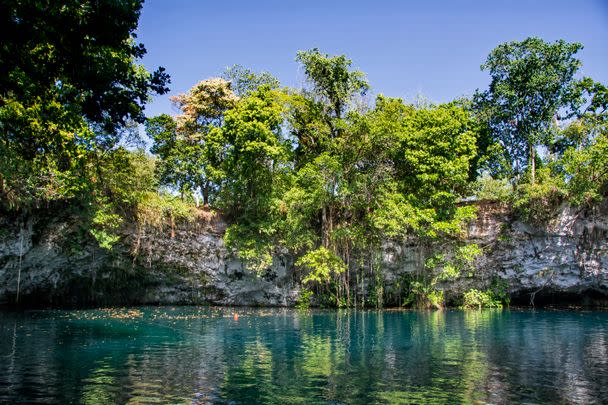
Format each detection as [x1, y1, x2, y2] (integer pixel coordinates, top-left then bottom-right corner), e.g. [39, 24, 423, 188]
[295, 289, 313, 309]
[461, 289, 503, 309]
[513, 166, 566, 226]
[474, 174, 513, 203]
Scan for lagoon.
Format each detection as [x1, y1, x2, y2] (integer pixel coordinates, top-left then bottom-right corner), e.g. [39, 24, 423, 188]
[1, 307, 607, 404]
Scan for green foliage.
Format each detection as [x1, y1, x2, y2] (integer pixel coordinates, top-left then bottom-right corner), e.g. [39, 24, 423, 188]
[0, 0, 168, 208]
[136, 191, 196, 229]
[404, 281, 445, 309]
[369, 182, 419, 238]
[396, 104, 478, 202]
[461, 278, 510, 309]
[461, 289, 503, 309]
[430, 243, 482, 280]
[3, 25, 607, 309]
[295, 289, 313, 310]
[475, 37, 583, 181]
[224, 222, 275, 273]
[296, 247, 347, 307]
[562, 127, 608, 206]
[200, 86, 292, 273]
[296, 247, 346, 285]
[474, 174, 513, 203]
[147, 78, 239, 205]
[471, 39, 606, 224]
[295, 48, 369, 121]
[89, 201, 122, 250]
[222, 65, 280, 96]
[1, 0, 169, 133]
[85, 148, 178, 248]
[427, 205, 478, 239]
[85, 148, 195, 249]
[146, 115, 194, 196]
[197, 50, 486, 308]
[403, 243, 483, 309]
[488, 278, 511, 307]
[95, 148, 158, 207]
[367, 97, 479, 239]
[458, 244, 483, 264]
[513, 166, 566, 225]
[208, 86, 288, 216]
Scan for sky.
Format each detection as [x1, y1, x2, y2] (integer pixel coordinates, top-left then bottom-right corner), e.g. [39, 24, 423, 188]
[136, 0, 608, 118]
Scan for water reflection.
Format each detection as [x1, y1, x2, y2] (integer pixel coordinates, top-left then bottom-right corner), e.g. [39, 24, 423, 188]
[0, 308, 607, 404]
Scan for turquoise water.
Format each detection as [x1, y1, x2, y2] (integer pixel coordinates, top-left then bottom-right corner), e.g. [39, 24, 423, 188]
[0, 307, 607, 404]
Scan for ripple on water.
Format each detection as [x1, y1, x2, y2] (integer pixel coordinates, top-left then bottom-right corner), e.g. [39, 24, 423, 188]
[0, 308, 607, 404]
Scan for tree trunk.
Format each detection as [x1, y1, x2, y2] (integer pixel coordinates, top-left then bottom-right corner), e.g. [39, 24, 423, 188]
[530, 143, 536, 184]
[170, 214, 175, 239]
[203, 182, 209, 206]
[345, 244, 350, 307]
[321, 206, 328, 247]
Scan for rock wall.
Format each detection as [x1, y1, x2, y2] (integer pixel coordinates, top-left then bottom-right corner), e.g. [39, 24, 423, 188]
[0, 200, 606, 307]
[470, 201, 608, 305]
[0, 206, 299, 307]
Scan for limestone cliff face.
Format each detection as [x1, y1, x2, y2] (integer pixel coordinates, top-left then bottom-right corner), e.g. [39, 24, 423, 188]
[0, 200, 606, 307]
[0, 207, 298, 306]
[470, 201, 608, 304]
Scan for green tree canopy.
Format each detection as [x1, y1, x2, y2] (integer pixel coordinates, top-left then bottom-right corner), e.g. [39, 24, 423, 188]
[147, 78, 238, 205]
[222, 65, 280, 97]
[0, 0, 169, 208]
[475, 37, 583, 182]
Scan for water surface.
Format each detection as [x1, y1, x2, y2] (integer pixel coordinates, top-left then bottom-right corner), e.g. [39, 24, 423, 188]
[0, 307, 607, 404]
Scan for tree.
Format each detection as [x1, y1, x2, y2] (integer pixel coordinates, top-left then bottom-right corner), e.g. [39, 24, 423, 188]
[148, 78, 238, 205]
[0, 0, 169, 207]
[475, 37, 583, 183]
[396, 103, 478, 214]
[358, 96, 479, 242]
[292, 48, 369, 165]
[289, 49, 370, 246]
[0, 0, 169, 141]
[207, 86, 290, 272]
[146, 114, 204, 202]
[222, 65, 280, 97]
[296, 49, 369, 122]
[562, 127, 608, 206]
[207, 86, 288, 216]
[171, 78, 238, 132]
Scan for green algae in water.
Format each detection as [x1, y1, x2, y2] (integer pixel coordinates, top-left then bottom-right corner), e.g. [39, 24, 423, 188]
[1, 307, 607, 404]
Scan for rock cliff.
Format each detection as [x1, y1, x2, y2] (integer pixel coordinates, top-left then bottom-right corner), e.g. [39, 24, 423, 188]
[0, 200, 606, 307]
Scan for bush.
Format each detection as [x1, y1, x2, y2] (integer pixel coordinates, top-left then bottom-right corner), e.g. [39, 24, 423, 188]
[474, 174, 513, 203]
[513, 166, 566, 225]
[403, 281, 444, 309]
[562, 133, 608, 206]
[295, 289, 313, 309]
[461, 289, 503, 309]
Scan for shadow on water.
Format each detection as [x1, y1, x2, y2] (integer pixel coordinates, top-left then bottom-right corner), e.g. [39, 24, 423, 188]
[0, 307, 607, 404]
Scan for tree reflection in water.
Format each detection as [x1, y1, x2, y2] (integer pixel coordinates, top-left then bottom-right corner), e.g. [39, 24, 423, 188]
[0, 307, 607, 404]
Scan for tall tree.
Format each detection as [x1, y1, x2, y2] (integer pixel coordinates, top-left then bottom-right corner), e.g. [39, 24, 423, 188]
[146, 114, 203, 201]
[0, 0, 169, 140]
[222, 65, 280, 97]
[148, 78, 238, 205]
[207, 86, 288, 217]
[0, 0, 169, 207]
[291, 48, 369, 165]
[475, 37, 583, 183]
[206, 86, 290, 271]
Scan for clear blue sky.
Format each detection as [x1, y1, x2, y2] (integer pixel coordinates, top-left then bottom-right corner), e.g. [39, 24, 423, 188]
[137, 0, 608, 118]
